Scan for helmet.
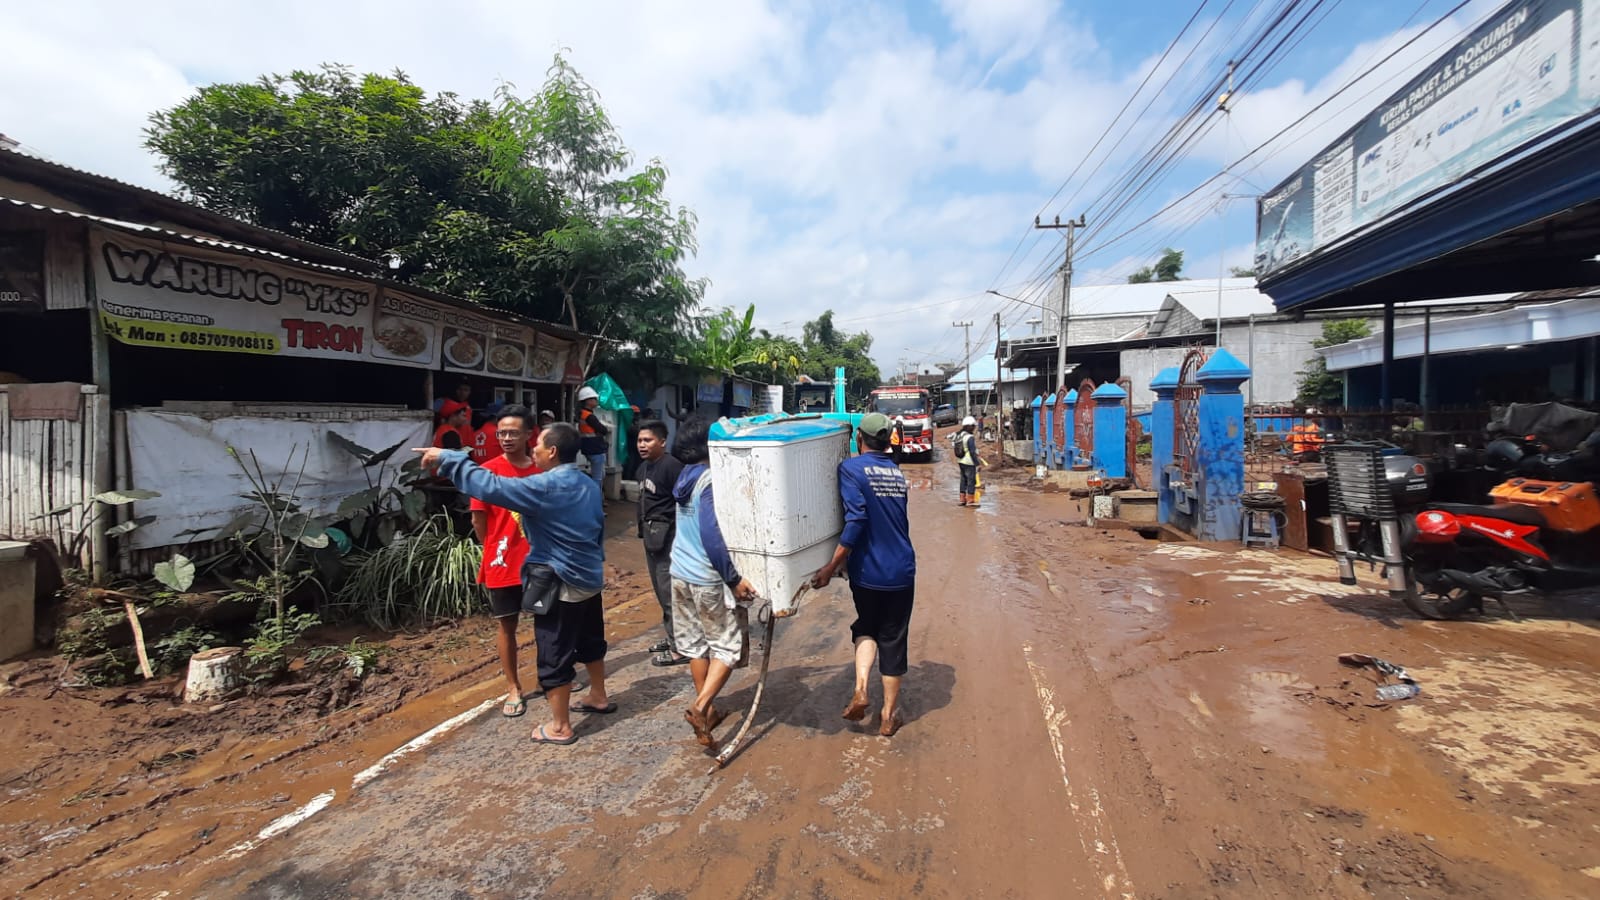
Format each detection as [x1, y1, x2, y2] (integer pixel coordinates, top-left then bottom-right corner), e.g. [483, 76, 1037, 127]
[577, 386, 599, 402]
[961, 415, 977, 427]
[1484, 438, 1524, 472]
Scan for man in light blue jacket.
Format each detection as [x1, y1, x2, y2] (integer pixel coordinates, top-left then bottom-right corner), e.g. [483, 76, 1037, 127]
[668, 420, 757, 752]
[415, 422, 612, 746]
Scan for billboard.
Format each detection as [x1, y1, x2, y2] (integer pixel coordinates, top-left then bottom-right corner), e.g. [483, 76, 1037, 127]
[1257, 0, 1600, 277]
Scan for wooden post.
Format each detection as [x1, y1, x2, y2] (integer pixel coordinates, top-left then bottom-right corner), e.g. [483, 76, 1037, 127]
[84, 231, 113, 579]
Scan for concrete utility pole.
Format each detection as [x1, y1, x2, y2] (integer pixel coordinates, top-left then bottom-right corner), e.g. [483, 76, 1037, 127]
[1034, 214, 1086, 389]
[952, 320, 973, 419]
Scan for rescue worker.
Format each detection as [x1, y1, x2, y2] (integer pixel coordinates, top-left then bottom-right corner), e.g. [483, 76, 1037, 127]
[952, 415, 986, 507]
[890, 417, 904, 462]
[433, 400, 474, 451]
[1289, 407, 1326, 458]
[577, 386, 610, 490]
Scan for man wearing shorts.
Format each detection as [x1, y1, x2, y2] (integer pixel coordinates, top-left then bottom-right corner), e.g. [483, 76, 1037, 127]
[418, 423, 611, 746]
[813, 412, 916, 737]
[669, 420, 757, 751]
[469, 406, 542, 718]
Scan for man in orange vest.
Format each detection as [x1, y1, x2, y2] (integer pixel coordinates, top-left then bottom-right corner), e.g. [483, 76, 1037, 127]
[1289, 408, 1326, 457]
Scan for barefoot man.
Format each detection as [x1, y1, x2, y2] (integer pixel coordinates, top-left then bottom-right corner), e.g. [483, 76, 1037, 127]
[669, 420, 757, 751]
[417, 423, 612, 746]
[469, 405, 541, 718]
[812, 413, 917, 737]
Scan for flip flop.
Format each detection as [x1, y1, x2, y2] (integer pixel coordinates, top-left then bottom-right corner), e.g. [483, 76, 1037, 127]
[652, 651, 691, 667]
[570, 701, 618, 714]
[530, 724, 577, 745]
[501, 696, 527, 718]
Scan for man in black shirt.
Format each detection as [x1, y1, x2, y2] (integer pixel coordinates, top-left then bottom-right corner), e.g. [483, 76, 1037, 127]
[635, 419, 688, 666]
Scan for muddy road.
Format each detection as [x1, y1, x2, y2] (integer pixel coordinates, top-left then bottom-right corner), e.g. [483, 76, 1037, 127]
[15, 450, 1600, 898]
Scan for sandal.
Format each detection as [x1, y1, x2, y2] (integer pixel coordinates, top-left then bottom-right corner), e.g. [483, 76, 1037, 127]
[652, 651, 691, 667]
[649, 640, 672, 653]
[530, 724, 577, 745]
[501, 696, 527, 718]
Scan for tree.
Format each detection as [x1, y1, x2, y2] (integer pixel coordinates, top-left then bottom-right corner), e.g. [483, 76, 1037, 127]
[1229, 265, 1258, 278]
[144, 58, 703, 359]
[796, 310, 882, 403]
[1128, 248, 1185, 283]
[1295, 318, 1371, 408]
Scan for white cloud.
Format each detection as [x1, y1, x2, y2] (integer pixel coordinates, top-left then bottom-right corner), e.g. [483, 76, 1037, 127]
[0, 0, 1469, 376]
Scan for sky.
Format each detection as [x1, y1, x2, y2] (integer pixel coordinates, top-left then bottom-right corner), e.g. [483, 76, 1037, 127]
[2, 0, 1504, 376]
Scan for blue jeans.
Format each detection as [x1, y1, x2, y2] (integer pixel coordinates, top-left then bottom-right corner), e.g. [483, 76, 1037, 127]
[587, 452, 607, 489]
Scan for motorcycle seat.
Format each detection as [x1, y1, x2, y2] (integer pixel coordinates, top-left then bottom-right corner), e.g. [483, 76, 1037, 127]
[1430, 503, 1546, 527]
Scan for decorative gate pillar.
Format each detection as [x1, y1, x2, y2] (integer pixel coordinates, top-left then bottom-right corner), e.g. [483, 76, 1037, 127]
[1030, 394, 1044, 465]
[1195, 349, 1251, 542]
[1091, 382, 1128, 478]
[1061, 390, 1077, 468]
[1150, 367, 1179, 524]
[1042, 393, 1057, 470]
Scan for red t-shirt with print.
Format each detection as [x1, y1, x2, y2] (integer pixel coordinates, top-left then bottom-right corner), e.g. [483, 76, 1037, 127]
[470, 455, 542, 589]
[472, 423, 504, 463]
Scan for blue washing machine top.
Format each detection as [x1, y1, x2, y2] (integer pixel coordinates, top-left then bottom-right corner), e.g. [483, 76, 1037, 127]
[710, 413, 852, 443]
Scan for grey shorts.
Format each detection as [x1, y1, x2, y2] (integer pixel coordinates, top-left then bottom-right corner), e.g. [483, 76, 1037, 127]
[671, 579, 743, 668]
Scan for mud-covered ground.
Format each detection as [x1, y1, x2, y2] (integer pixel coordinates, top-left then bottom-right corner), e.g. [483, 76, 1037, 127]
[4, 446, 1599, 898]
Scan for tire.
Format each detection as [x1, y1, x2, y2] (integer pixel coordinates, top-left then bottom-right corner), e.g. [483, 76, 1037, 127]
[1398, 563, 1474, 620]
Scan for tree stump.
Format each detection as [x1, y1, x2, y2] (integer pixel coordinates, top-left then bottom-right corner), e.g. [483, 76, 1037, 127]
[184, 647, 244, 703]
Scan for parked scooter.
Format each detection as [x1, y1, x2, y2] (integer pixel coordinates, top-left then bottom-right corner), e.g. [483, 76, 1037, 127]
[1400, 432, 1600, 619]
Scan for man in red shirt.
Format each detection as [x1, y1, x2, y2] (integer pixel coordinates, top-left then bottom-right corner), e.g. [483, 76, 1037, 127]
[433, 400, 475, 451]
[469, 405, 542, 717]
[472, 402, 506, 464]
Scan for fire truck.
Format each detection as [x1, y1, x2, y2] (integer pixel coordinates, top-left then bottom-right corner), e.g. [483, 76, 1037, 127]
[869, 385, 933, 461]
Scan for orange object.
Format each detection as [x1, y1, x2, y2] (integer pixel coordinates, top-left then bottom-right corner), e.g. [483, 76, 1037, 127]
[1490, 478, 1600, 533]
[1288, 422, 1324, 455]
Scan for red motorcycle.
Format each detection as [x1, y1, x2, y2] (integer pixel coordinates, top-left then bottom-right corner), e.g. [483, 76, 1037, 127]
[1401, 434, 1600, 619]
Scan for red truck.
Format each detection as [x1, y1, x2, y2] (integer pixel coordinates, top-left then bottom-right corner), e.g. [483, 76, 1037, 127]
[869, 386, 933, 462]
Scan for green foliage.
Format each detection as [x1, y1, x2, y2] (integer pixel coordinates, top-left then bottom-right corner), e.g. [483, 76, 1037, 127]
[327, 433, 430, 549]
[795, 310, 882, 404]
[1128, 248, 1185, 283]
[34, 488, 162, 572]
[307, 637, 391, 679]
[1229, 265, 1258, 278]
[244, 609, 322, 678]
[1296, 318, 1372, 407]
[334, 515, 484, 627]
[152, 554, 196, 592]
[149, 625, 221, 674]
[145, 57, 704, 360]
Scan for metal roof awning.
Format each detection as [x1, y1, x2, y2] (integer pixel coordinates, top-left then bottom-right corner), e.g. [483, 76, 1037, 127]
[1259, 118, 1600, 312]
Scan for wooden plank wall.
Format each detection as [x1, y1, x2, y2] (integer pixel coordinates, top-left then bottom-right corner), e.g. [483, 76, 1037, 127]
[0, 386, 103, 569]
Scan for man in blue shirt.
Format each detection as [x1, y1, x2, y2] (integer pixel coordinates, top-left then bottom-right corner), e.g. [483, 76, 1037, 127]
[812, 412, 916, 737]
[415, 422, 612, 747]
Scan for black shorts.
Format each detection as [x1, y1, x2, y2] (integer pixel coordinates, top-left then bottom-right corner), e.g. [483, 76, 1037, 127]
[534, 593, 608, 689]
[849, 585, 915, 677]
[486, 586, 521, 619]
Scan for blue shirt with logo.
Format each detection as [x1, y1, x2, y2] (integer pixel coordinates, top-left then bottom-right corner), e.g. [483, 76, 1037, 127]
[838, 451, 915, 590]
[437, 451, 605, 593]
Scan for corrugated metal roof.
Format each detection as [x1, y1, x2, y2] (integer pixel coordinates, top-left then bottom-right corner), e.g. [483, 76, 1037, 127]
[0, 147, 381, 272]
[1, 195, 596, 342]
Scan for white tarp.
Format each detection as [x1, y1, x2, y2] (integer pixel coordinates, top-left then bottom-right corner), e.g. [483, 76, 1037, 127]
[123, 410, 429, 550]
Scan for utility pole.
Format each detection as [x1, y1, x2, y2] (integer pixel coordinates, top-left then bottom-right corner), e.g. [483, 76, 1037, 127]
[994, 311, 1006, 464]
[1035, 214, 1086, 390]
[952, 320, 973, 420]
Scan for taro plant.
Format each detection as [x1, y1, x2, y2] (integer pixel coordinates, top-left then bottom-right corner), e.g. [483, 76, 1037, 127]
[328, 433, 430, 549]
[33, 488, 162, 572]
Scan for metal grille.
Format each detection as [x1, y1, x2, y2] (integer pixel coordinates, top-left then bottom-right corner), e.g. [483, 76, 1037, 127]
[1173, 348, 1207, 481]
[1324, 443, 1396, 519]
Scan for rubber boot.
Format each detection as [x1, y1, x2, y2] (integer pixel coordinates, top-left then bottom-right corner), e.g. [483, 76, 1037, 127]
[957, 493, 968, 507]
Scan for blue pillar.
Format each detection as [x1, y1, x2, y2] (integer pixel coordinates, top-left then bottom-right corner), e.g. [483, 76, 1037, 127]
[1062, 390, 1078, 468]
[1030, 395, 1044, 465]
[1151, 367, 1179, 525]
[1042, 393, 1057, 470]
[1091, 382, 1128, 478]
[1195, 349, 1251, 542]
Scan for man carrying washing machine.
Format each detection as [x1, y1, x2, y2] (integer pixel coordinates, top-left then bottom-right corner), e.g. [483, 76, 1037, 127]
[812, 413, 916, 737]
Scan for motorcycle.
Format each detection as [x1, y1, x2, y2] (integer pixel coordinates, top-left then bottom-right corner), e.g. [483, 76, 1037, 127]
[1399, 432, 1600, 619]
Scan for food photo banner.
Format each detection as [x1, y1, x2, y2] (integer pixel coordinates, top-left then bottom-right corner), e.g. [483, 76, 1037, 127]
[91, 228, 573, 381]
